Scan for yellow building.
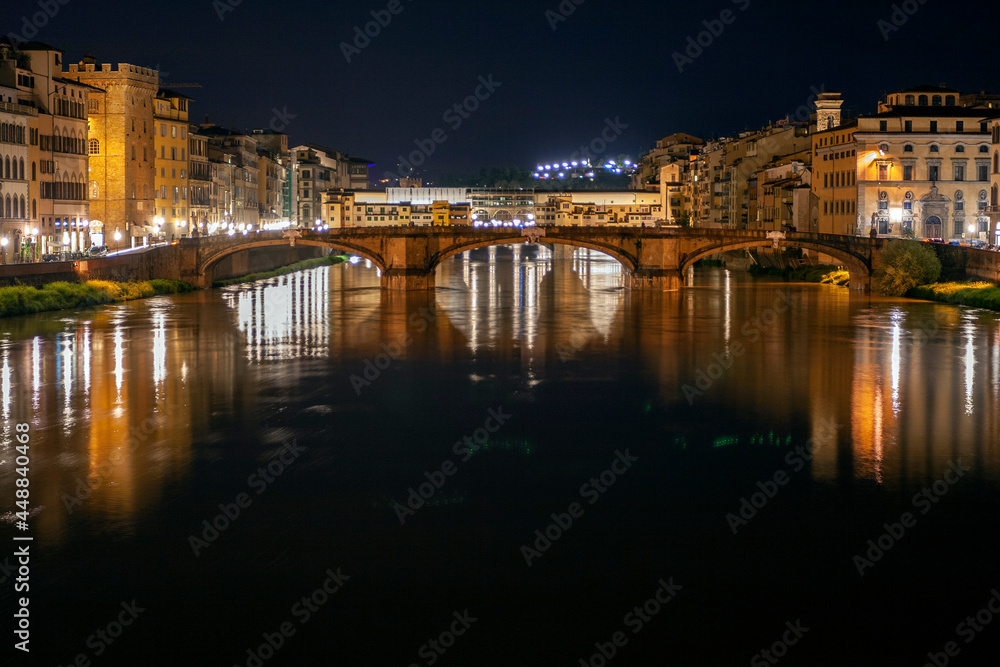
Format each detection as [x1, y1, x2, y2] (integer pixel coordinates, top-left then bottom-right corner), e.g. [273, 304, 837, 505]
[812, 121, 858, 235]
[431, 200, 470, 225]
[154, 89, 191, 240]
[990, 118, 1000, 241]
[62, 59, 157, 247]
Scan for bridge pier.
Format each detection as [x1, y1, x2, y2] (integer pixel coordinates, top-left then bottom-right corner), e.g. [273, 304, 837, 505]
[626, 268, 683, 291]
[381, 269, 435, 291]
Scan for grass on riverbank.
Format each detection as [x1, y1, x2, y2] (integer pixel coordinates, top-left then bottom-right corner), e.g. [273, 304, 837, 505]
[747, 264, 850, 286]
[0, 279, 194, 319]
[213, 254, 350, 287]
[908, 282, 1000, 310]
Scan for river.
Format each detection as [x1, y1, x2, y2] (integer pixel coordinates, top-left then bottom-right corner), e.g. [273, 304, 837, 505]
[1, 245, 999, 665]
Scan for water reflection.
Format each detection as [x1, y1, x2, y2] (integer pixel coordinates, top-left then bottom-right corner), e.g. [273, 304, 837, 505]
[0, 247, 998, 547]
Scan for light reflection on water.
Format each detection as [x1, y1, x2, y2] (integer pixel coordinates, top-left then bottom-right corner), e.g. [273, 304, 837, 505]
[0, 246, 998, 544]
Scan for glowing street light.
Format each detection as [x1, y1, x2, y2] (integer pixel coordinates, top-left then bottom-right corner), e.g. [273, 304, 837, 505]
[114, 230, 122, 253]
[1, 237, 7, 264]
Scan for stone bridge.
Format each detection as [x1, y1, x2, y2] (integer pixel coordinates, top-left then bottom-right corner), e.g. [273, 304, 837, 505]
[170, 227, 887, 291]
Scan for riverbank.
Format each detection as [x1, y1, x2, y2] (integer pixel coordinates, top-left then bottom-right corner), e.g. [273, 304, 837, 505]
[213, 254, 350, 287]
[0, 279, 194, 319]
[908, 281, 1000, 311]
[747, 263, 850, 286]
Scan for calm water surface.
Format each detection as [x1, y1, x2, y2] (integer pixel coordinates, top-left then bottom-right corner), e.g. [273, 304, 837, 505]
[2, 246, 999, 666]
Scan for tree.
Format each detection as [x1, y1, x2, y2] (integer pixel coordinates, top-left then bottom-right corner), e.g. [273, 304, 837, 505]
[873, 240, 942, 296]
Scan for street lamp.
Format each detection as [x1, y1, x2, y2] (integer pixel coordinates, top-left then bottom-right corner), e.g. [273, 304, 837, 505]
[1, 237, 7, 264]
[114, 230, 122, 253]
[31, 228, 38, 262]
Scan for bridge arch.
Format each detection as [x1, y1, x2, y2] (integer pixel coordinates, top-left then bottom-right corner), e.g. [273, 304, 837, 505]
[198, 237, 388, 284]
[427, 234, 639, 275]
[679, 238, 872, 291]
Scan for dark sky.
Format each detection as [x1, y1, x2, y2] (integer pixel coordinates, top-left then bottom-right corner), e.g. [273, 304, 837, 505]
[6, 0, 997, 178]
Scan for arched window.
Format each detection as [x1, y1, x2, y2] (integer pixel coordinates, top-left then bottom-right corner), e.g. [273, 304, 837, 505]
[18, 157, 24, 180]
[981, 145, 990, 154]
[31, 162, 36, 180]
[918, 95, 928, 106]
[19, 196, 25, 219]
[994, 151, 999, 174]
[3, 156, 9, 179]
[903, 144, 914, 153]
[31, 199, 36, 219]
[956, 145, 965, 153]
[930, 145, 940, 154]
[993, 185, 999, 207]
[945, 96, 955, 106]
[905, 95, 915, 105]
[89, 138, 99, 155]
[4, 195, 10, 219]
[932, 95, 942, 106]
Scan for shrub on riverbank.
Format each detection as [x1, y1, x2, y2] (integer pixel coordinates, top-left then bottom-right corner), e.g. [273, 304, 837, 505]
[909, 282, 1000, 311]
[0, 279, 193, 319]
[213, 254, 350, 287]
[873, 240, 942, 296]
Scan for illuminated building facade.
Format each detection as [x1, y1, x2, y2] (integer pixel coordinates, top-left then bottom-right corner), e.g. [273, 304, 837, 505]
[812, 118, 859, 236]
[2, 43, 94, 256]
[154, 90, 191, 240]
[188, 128, 212, 233]
[856, 86, 997, 240]
[62, 57, 156, 248]
[0, 82, 33, 259]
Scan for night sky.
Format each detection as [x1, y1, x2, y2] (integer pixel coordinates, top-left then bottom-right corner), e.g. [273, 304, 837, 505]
[6, 0, 997, 177]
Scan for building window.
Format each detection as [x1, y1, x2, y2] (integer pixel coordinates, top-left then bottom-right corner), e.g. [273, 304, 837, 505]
[171, 126, 177, 138]
[905, 95, 915, 105]
[89, 138, 99, 154]
[904, 144, 914, 153]
[932, 95, 942, 106]
[978, 164, 989, 181]
[878, 164, 888, 180]
[171, 147, 176, 160]
[930, 121, 938, 133]
[954, 220, 964, 236]
[946, 96, 956, 106]
[956, 121, 964, 132]
[919, 95, 928, 105]
[955, 165, 965, 181]
[903, 165, 913, 181]
[879, 121, 888, 132]
[930, 144, 939, 153]
[929, 165, 940, 181]
[956, 145, 965, 153]
[878, 200, 888, 210]
[904, 121, 912, 132]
